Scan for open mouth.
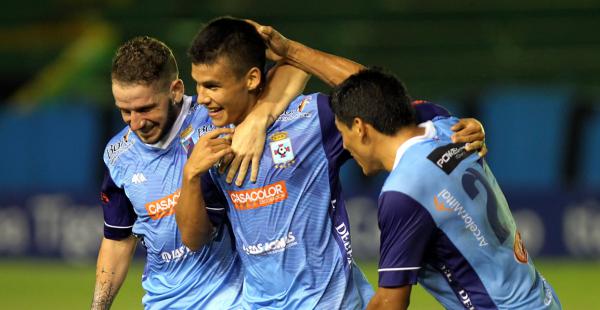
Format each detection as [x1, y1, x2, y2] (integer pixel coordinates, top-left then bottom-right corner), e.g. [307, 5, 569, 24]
[207, 106, 224, 117]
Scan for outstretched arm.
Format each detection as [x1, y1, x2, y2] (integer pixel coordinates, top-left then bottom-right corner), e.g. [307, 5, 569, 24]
[246, 20, 364, 86]
[91, 236, 137, 310]
[224, 63, 310, 186]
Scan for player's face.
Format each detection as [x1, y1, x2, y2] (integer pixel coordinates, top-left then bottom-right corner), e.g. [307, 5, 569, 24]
[192, 56, 256, 127]
[335, 118, 380, 176]
[112, 80, 181, 144]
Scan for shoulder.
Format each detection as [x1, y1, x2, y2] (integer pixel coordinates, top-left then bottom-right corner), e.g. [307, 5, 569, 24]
[273, 93, 326, 123]
[103, 126, 136, 168]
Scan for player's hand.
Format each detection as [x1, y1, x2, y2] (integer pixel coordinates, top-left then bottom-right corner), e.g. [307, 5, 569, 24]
[184, 128, 234, 179]
[245, 19, 290, 61]
[451, 118, 487, 157]
[224, 116, 268, 186]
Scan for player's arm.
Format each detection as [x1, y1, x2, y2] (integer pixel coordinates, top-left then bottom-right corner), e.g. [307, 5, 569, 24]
[177, 128, 233, 251]
[412, 101, 487, 157]
[92, 170, 138, 310]
[246, 19, 364, 87]
[367, 286, 412, 310]
[373, 191, 436, 309]
[224, 63, 310, 186]
[91, 236, 137, 310]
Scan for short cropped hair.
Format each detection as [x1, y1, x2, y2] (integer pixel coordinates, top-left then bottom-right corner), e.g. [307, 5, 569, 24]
[111, 36, 178, 87]
[188, 17, 266, 79]
[330, 68, 415, 135]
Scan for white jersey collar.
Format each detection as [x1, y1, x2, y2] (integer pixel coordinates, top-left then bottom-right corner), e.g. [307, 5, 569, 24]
[392, 121, 436, 170]
[147, 95, 193, 149]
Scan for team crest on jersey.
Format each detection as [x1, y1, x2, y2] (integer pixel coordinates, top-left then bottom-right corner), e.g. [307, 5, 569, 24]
[107, 130, 135, 165]
[269, 132, 295, 168]
[180, 125, 198, 156]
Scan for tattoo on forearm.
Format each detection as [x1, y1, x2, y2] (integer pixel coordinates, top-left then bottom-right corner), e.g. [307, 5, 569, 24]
[91, 268, 117, 310]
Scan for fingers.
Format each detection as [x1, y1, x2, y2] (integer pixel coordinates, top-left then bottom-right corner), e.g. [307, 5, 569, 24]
[225, 155, 242, 184]
[250, 153, 261, 183]
[450, 121, 465, 132]
[244, 19, 270, 39]
[464, 141, 488, 158]
[451, 118, 485, 143]
[235, 157, 251, 186]
[452, 132, 485, 144]
[219, 153, 234, 174]
[478, 144, 488, 158]
[202, 127, 234, 140]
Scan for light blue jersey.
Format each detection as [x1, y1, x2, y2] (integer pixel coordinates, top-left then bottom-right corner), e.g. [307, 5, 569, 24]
[100, 95, 243, 309]
[201, 93, 374, 309]
[378, 117, 561, 309]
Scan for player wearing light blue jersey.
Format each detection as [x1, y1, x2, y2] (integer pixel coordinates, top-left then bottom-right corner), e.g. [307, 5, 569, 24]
[328, 68, 561, 309]
[93, 36, 308, 309]
[177, 18, 488, 309]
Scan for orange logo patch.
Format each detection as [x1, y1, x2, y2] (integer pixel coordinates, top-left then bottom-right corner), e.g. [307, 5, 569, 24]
[434, 196, 450, 211]
[513, 230, 529, 264]
[228, 181, 288, 210]
[145, 190, 180, 220]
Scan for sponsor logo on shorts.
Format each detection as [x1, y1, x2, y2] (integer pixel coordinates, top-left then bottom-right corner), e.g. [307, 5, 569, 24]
[427, 143, 474, 174]
[436, 189, 488, 247]
[242, 232, 297, 255]
[145, 190, 180, 220]
[228, 181, 288, 210]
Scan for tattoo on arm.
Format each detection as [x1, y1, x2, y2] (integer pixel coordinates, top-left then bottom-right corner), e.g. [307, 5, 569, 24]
[91, 268, 117, 310]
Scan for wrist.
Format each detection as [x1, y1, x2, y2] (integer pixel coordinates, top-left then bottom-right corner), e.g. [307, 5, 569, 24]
[183, 165, 203, 182]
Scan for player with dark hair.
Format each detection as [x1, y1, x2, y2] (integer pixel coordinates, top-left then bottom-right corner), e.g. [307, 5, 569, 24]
[92, 35, 308, 309]
[250, 22, 560, 309]
[176, 17, 487, 309]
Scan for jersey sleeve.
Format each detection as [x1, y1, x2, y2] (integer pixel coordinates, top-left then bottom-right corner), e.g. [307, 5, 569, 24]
[413, 101, 452, 123]
[378, 191, 436, 288]
[201, 171, 228, 226]
[316, 93, 352, 166]
[100, 167, 136, 240]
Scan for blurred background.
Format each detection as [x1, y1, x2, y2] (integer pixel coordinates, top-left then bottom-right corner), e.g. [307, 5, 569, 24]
[0, 0, 599, 308]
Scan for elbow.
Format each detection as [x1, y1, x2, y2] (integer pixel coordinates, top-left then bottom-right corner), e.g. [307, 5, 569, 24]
[181, 230, 212, 252]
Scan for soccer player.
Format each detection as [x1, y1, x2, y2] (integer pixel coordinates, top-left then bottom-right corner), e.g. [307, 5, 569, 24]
[176, 17, 486, 309]
[92, 36, 308, 309]
[328, 69, 562, 309]
[253, 21, 559, 309]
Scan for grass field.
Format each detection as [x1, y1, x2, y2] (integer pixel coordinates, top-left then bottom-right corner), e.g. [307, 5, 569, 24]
[2, 259, 596, 309]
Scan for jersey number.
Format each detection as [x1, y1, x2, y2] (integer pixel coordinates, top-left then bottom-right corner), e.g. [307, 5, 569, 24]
[461, 167, 510, 244]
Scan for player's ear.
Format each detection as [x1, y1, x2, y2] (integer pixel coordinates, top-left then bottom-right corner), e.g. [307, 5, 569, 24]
[353, 117, 366, 140]
[170, 79, 184, 103]
[246, 67, 262, 91]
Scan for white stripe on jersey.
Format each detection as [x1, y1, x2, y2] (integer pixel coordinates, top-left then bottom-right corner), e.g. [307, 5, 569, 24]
[104, 222, 134, 229]
[378, 267, 421, 272]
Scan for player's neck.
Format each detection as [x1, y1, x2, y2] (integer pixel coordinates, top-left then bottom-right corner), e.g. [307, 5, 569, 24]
[379, 125, 425, 172]
[233, 94, 259, 126]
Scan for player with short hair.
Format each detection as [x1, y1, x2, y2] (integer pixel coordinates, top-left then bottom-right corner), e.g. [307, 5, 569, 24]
[176, 17, 487, 309]
[251, 22, 559, 309]
[92, 35, 308, 309]
[329, 68, 561, 309]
